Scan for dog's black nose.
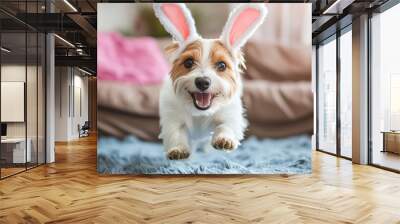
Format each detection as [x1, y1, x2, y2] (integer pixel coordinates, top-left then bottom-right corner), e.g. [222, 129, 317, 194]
[195, 77, 211, 91]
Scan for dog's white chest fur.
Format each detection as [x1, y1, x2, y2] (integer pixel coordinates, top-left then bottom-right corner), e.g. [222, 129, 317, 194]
[186, 116, 213, 139]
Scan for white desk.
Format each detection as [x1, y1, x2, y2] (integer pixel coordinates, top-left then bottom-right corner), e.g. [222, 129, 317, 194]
[1, 138, 31, 163]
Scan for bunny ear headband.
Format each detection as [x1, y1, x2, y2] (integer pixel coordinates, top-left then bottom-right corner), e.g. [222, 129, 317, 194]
[153, 3, 267, 52]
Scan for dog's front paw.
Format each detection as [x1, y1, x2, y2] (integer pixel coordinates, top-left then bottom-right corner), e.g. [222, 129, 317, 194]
[212, 135, 238, 151]
[167, 146, 190, 160]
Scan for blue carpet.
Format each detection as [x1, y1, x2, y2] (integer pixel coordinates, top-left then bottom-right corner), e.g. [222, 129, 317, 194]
[98, 135, 311, 174]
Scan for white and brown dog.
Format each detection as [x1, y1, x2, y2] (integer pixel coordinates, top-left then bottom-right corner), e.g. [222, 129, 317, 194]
[154, 3, 267, 160]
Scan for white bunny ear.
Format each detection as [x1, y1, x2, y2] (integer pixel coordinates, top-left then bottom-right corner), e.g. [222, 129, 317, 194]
[153, 3, 199, 45]
[220, 4, 267, 51]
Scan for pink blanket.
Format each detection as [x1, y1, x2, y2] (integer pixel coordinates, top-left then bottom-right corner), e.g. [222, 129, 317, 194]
[98, 32, 169, 84]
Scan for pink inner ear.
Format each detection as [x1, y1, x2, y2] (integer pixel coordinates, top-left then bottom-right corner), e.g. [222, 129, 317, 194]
[161, 4, 190, 40]
[229, 8, 260, 47]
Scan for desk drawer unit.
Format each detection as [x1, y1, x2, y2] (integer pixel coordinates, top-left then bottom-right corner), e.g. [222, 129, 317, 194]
[0, 140, 31, 164]
[383, 132, 400, 154]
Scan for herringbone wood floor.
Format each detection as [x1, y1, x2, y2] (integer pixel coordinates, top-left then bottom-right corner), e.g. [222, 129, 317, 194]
[1, 134, 400, 224]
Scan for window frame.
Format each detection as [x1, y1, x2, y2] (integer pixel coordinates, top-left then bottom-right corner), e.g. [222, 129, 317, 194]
[315, 24, 353, 161]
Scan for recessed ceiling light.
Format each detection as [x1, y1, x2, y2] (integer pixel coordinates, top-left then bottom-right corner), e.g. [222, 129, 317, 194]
[63, 0, 78, 12]
[322, 0, 355, 15]
[78, 67, 93, 76]
[54, 34, 75, 48]
[1, 47, 11, 53]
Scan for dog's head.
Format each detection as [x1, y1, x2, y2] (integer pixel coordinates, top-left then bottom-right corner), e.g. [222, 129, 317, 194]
[154, 3, 267, 115]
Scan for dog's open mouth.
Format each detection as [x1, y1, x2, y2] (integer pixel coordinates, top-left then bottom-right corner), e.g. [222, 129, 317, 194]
[190, 92, 214, 110]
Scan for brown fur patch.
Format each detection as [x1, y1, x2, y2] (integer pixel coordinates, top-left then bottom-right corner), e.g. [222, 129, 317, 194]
[164, 42, 179, 55]
[209, 41, 237, 97]
[212, 136, 236, 151]
[170, 40, 202, 82]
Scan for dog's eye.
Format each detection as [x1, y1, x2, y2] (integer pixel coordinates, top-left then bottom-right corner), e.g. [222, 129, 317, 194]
[183, 58, 194, 69]
[216, 61, 226, 71]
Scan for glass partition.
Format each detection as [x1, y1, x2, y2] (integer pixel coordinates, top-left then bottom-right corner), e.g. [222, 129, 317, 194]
[317, 36, 337, 154]
[1, 30, 28, 177]
[26, 1, 39, 168]
[339, 28, 352, 158]
[0, 1, 46, 179]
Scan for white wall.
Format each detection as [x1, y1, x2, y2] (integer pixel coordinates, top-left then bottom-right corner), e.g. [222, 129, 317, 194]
[55, 67, 69, 141]
[55, 67, 89, 141]
[1, 65, 38, 138]
[1, 66, 25, 132]
[71, 74, 89, 138]
[1, 63, 46, 164]
[1, 66, 26, 140]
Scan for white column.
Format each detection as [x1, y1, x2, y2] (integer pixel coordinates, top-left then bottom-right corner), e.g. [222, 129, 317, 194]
[312, 45, 317, 150]
[45, 0, 56, 163]
[352, 14, 369, 164]
[46, 32, 55, 163]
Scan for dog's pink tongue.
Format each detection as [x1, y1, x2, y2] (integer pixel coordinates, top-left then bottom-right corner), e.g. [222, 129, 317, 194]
[194, 92, 212, 108]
